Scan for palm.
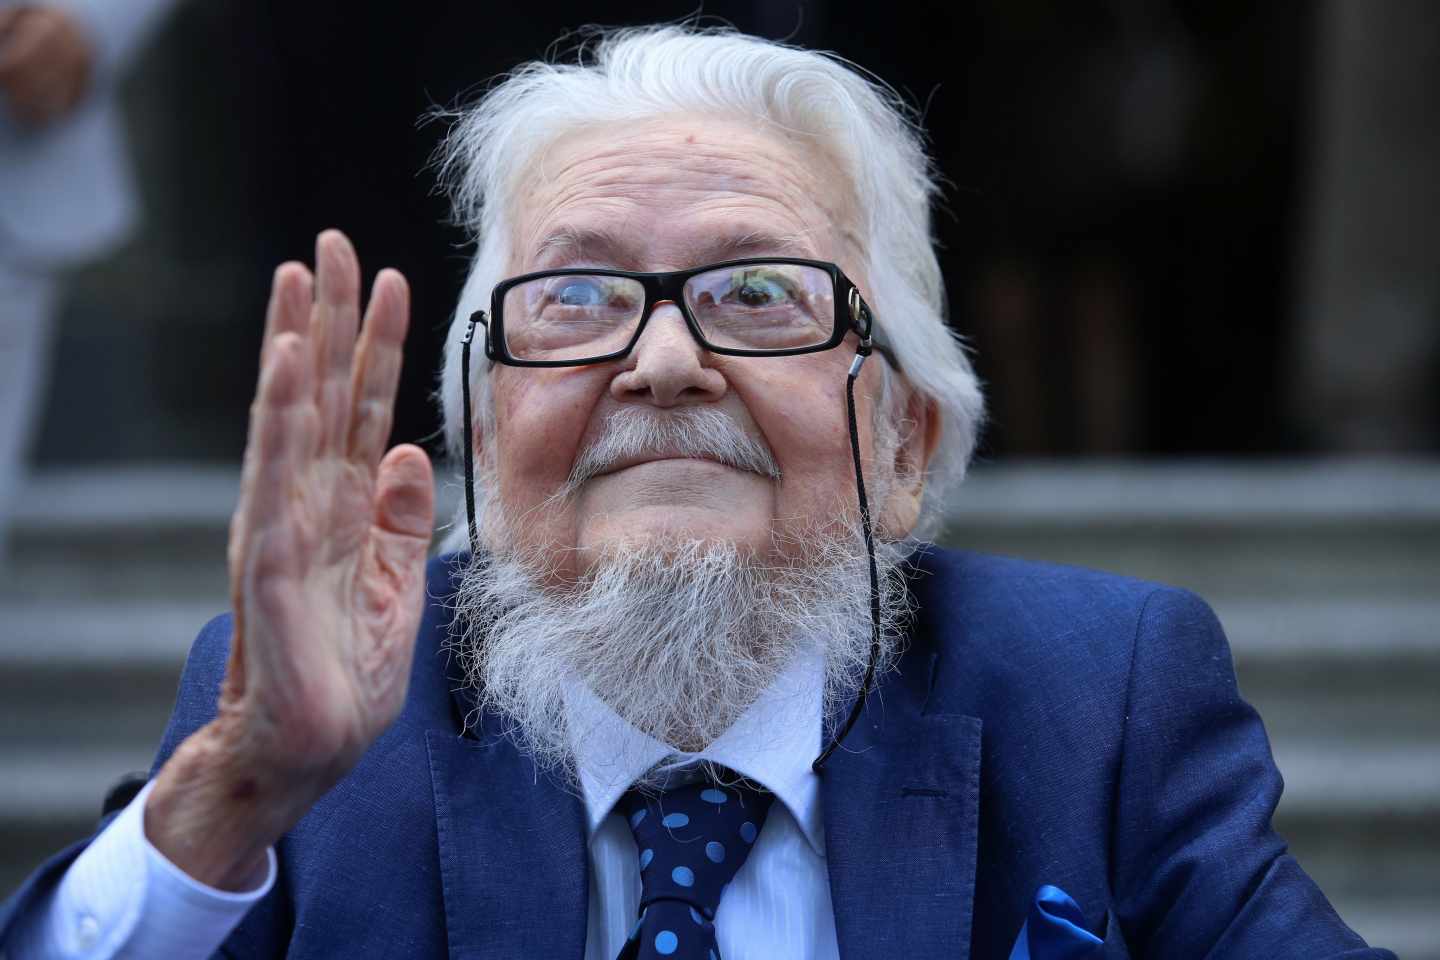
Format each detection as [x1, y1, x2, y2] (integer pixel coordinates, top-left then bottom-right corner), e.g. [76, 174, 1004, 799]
[223, 231, 435, 781]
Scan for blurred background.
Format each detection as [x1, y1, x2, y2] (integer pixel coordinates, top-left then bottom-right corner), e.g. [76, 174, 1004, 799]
[1, 0, 1436, 954]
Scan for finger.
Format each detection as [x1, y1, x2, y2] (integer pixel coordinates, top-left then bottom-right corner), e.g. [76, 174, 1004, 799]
[312, 230, 361, 454]
[253, 333, 321, 529]
[232, 333, 318, 595]
[237, 265, 312, 575]
[229, 330, 312, 640]
[373, 444, 435, 543]
[238, 523, 327, 717]
[231, 337, 321, 662]
[367, 447, 434, 683]
[347, 268, 410, 469]
[227, 265, 315, 703]
[259, 263, 313, 376]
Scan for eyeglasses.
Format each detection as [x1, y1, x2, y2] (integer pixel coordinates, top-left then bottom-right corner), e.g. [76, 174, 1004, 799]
[470, 257, 878, 367]
[458, 254, 888, 774]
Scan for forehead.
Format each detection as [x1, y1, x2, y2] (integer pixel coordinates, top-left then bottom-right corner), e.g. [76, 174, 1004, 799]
[511, 116, 861, 273]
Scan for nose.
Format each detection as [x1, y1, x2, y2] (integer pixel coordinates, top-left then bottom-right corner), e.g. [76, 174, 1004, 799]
[610, 301, 727, 407]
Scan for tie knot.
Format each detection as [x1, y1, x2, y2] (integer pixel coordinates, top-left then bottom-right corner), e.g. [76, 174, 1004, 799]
[620, 776, 776, 923]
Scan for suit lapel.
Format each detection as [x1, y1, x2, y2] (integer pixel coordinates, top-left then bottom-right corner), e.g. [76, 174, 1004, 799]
[821, 652, 983, 960]
[424, 555, 590, 959]
[427, 727, 589, 959]
[424, 551, 982, 958]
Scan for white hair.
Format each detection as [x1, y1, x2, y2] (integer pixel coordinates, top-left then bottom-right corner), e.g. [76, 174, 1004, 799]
[433, 24, 985, 549]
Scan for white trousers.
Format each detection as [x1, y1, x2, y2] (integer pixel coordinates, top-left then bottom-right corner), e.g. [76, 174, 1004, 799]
[0, 261, 56, 562]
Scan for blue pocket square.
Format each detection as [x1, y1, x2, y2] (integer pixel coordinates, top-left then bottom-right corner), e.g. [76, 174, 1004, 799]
[1008, 885, 1105, 960]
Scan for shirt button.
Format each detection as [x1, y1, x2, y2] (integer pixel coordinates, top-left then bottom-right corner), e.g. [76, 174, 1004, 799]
[77, 914, 100, 949]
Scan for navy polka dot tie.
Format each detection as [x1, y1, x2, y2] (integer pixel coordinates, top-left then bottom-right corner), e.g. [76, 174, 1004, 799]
[616, 775, 775, 959]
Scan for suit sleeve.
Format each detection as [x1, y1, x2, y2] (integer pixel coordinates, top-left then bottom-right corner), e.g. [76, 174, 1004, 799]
[0, 615, 291, 958]
[1108, 587, 1395, 959]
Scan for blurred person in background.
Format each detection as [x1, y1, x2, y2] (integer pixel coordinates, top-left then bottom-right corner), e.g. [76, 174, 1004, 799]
[0, 0, 174, 563]
[0, 24, 1397, 960]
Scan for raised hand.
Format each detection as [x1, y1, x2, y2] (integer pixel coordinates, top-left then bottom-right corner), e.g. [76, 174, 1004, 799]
[146, 231, 435, 889]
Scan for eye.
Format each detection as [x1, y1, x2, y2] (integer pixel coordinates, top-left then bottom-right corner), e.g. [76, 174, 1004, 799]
[728, 269, 796, 307]
[552, 279, 606, 306]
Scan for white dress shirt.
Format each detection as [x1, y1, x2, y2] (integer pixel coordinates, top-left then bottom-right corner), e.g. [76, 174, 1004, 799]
[11, 652, 839, 959]
[7, 779, 276, 959]
[568, 650, 838, 960]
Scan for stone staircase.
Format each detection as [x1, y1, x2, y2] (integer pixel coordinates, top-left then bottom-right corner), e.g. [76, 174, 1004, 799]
[2, 461, 1436, 956]
[941, 461, 1440, 959]
[0, 468, 236, 898]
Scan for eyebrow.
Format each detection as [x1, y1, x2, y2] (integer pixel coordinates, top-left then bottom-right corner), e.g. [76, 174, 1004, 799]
[530, 226, 818, 270]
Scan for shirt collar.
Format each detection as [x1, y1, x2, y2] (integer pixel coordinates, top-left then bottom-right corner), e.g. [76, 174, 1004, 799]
[563, 649, 826, 856]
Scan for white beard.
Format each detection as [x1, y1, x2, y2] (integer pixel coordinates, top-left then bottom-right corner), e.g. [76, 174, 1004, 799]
[446, 403, 912, 783]
[447, 527, 910, 784]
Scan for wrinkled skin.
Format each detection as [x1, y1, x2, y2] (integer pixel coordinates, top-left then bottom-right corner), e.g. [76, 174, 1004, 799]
[487, 117, 935, 576]
[144, 118, 937, 890]
[146, 233, 435, 889]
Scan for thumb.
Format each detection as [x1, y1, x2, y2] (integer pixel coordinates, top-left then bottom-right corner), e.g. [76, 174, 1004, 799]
[373, 444, 435, 543]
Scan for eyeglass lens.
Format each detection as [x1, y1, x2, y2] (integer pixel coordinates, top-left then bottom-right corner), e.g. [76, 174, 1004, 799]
[500, 262, 837, 362]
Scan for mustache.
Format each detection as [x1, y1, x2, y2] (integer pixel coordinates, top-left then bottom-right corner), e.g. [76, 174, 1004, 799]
[565, 407, 782, 492]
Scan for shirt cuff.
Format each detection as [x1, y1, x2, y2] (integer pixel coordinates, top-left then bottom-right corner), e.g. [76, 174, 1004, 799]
[23, 778, 276, 958]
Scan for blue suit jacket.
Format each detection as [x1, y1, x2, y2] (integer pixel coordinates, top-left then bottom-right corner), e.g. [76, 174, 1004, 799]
[2, 548, 1392, 958]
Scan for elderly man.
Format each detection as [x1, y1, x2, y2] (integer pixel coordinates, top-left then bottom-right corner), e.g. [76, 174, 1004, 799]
[1, 25, 1390, 960]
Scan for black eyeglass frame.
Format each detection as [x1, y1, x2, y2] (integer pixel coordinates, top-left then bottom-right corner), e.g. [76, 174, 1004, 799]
[456, 254, 893, 774]
[471, 256, 879, 367]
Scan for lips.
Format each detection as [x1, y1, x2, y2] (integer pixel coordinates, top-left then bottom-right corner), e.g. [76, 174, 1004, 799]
[594, 453, 735, 477]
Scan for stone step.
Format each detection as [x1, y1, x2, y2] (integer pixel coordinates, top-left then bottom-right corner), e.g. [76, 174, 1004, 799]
[2, 710, 1435, 824]
[1218, 597, 1440, 660]
[12, 466, 238, 532]
[19, 462, 1440, 531]
[941, 460, 1440, 601]
[1277, 809, 1440, 900]
[1, 622, 1433, 783]
[7, 594, 1435, 660]
[6, 597, 1434, 749]
[944, 460, 1440, 525]
[0, 601, 221, 667]
[3, 460, 1434, 950]
[4, 465, 235, 605]
[1270, 742, 1440, 818]
[0, 748, 154, 824]
[1336, 902, 1440, 960]
[12, 461, 1440, 602]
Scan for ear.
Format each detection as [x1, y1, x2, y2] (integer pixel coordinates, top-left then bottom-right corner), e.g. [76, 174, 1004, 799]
[467, 364, 497, 469]
[878, 387, 942, 540]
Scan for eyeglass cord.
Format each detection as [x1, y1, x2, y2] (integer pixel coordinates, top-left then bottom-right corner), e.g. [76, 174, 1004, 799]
[461, 320, 482, 558]
[459, 319, 881, 771]
[811, 344, 880, 772]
